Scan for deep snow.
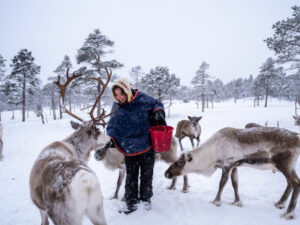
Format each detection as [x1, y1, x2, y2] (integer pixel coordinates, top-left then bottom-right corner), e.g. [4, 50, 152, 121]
[0, 98, 300, 225]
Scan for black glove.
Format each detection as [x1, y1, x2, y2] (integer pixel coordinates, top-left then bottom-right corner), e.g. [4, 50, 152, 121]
[153, 109, 167, 126]
[94, 139, 115, 161]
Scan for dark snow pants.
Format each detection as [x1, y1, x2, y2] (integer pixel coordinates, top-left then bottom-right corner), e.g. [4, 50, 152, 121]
[124, 149, 155, 206]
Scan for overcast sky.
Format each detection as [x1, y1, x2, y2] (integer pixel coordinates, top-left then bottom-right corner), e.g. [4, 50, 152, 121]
[0, 0, 299, 86]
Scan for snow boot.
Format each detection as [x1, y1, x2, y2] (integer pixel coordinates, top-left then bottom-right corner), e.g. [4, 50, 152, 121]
[118, 204, 138, 214]
[141, 199, 151, 210]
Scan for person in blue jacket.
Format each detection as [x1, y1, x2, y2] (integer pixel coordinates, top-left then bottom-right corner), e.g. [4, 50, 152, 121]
[99, 77, 166, 214]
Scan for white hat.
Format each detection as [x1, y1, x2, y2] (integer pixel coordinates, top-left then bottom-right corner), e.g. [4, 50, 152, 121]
[111, 77, 133, 103]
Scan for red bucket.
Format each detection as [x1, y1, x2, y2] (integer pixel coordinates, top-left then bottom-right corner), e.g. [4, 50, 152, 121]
[149, 125, 173, 153]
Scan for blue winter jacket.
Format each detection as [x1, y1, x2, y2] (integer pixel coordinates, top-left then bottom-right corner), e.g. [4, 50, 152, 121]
[106, 90, 164, 156]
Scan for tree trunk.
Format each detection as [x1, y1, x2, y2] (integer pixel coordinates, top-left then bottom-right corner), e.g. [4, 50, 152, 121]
[0, 111, 1, 121]
[211, 95, 214, 108]
[40, 106, 45, 124]
[201, 93, 205, 112]
[59, 100, 62, 119]
[264, 89, 269, 108]
[97, 83, 102, 117]
[22, 76, 26, 122]
[69, 97, 72, 113]
[51, 93, 56, 120]
[11, 110, 15, 120]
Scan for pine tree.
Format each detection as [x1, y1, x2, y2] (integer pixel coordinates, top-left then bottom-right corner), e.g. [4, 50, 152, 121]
[76, 29, 123, 115]
[0, 54, 6, 121]
[265, 6, 300, 69]
[129, 65, 144, 90]
[9, 49, 41, 121]
[256, 58, 280, 107]
[191, 61, 211, 112]
[141, 66, 179, 102]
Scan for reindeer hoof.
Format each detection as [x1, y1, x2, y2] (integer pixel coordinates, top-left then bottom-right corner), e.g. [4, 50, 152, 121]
[110, 196, 118, 200]
[275, 202, 285, 209]
[230, 201, 243, 207]
[168, 186, 176, 190]
[280, 211, 295, 220]
[212, 200, 222, 206]
[182, 187, 189, 193]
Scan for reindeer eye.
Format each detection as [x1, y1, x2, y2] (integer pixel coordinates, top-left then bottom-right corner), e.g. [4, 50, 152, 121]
[177, 159, 184, 166]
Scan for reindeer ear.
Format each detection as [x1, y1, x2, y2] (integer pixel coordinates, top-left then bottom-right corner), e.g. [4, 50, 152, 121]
[197, 116, 202, 121]
[186, 152, 193, 162]
[188, 116, 192, 121]
[70, 121, 81, 130]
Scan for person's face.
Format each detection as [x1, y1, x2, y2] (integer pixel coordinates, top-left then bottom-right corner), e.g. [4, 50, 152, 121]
[114, 87, 128, 103]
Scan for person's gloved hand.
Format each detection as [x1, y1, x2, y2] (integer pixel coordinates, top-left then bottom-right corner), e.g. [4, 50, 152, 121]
[94, 139, 115, 161]
[153, 109, 166, 125]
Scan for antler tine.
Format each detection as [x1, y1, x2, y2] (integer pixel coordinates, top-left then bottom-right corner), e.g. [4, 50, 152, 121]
[54, 71, 84, 122]
[89, 66, 113, 124]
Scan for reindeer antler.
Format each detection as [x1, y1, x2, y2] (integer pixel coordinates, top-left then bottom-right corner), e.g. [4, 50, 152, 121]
[54, 68, 84, 122]
[88, 67, 116, 127]
[54, 66, 115, 127]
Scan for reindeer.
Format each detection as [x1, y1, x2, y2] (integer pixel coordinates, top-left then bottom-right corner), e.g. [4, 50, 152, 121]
[29, 68, 113, 225]
[175, 116, 202, 151]
[165, 126, 300, 219]
[0, 122, 3, 160]
[94, 137, 189, 199]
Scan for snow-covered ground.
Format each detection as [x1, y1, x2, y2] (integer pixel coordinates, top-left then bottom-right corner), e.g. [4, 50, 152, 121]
[0, 98, 300, 225]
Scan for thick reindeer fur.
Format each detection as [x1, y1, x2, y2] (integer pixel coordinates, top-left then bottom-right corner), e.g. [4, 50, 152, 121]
[30, 121, 109, 225]
[0, 123, 3, 159]
[165, 126, 300, 220]
[96, 137, 189, 199]
[175, 116, 202, 151]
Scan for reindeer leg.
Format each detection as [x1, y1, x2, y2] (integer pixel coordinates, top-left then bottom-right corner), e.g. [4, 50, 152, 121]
[196, 137, 200, 147]
[230, 168, 243, 207]
[189, 136, 195, 149]
[281, 170, 300, 220]
[112, 168, 125, 200]
[182, 175, 189, 193]
[178, 138, 184, 151]
[40, 209, 49, 225]
[275, 182, 292, 209]
[212, 167, 230, 206]
[168, 177, 177, 190]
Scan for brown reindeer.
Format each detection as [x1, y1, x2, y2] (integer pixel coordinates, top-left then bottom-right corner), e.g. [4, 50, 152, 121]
[165, 126, 300, 219]
[29, 68, 113, 225]
[0, 122, 3, 160]
[94, 137, 189, 200]
[175, 116, 202, 151]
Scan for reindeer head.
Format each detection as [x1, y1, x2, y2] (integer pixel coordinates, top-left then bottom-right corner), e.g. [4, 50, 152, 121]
[165, 152, 193, 178]
[188, 116, 202, 128]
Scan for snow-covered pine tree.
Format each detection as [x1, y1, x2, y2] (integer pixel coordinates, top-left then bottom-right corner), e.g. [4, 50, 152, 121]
[76, 29, 123, 116]
[265, 6, 300, 69]
[141, 66, 178, 102]
[191, 61, 211, 112]
[8, 49, 41, 122]
[0, 54, 6, 121]
[256, 58, 281, 107]
[129, 65, 144, 90]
